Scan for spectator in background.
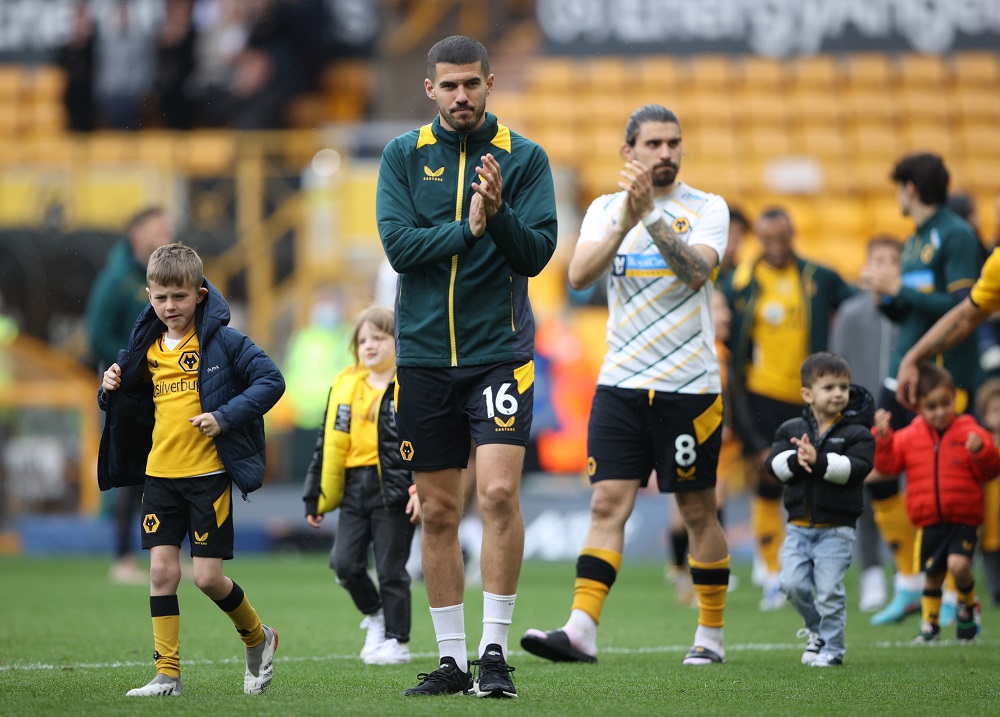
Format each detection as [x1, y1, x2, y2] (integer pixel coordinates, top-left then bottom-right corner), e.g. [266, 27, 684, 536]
[282, 288, 354, 482]
[85, 207, 175, 584]
[719, 205, 750, 279]
[193, 0, 327, 129]
[56, 1, 96, 132]
[94, 1, 157, 130]
[156, 0, 197, 129]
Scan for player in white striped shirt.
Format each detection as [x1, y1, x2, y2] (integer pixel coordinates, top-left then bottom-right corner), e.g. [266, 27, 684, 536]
[522, 105, 732, 666]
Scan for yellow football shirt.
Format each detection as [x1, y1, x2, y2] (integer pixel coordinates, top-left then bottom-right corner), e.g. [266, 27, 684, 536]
[745, 262, 808, 404]
[971, 248, 1000, 313]
[145, 328, 225, 478]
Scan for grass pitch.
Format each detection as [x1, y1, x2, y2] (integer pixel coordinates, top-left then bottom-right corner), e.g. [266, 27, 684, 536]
[2, 554, 997, 716]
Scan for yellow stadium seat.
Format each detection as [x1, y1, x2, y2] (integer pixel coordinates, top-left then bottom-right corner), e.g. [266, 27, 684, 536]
[736, 56, 786, 92]
[897, 53, 950, 89]
[685, 126, 738, 160]
[842, 53, 896, 90]
[684, 92, 738, 128]
[685, 54, 735, 90]
[951, 87, 1000, 124]
[576, 93, 633, 131]
[747, 126, 794, 159]
[788, 54, 841, 91]
[182, 132, 236, 175]
[821, 157, 855, 195]
[26, 101, 65, 135]
[795, 125, 848, 160]
[0, 66, 24, 98]
[842, 88, 898, 127]
[735, 89, 791, 128]
[681, 160, 748, 197]
[899, 123, 957, 157]
[959, 157, 1000, 193]
[634, 55, 683, 95]
[0, 103, 23, 137]
[26, 65, 65, 100]
[896, 87, 953, 125]
[846, 125, 903, 161]
[788, 90, 846, 128]
[956, 122, 1000, 158]
[527, 56, 581, 93]
[852, 157, 894, 195]
[580, 56, 631, 90]
[952, 51, 1000, 87]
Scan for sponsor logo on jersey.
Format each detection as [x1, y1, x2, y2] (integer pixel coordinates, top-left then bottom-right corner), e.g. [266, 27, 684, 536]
[194, 531, 209, 545]
[494, 415, 516, 431]
[611, 253, 673, 277]
[179, 350, 199, 373]
[423, 166, 445, 181]
[672, 216, 691, 234]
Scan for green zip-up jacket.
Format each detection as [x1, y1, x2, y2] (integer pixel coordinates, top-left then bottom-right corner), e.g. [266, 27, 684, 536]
[721, 255, 856, 454]
[376, 112, 557, 368]
[879, 206, 982, 390]
[84, 240, 149, 369]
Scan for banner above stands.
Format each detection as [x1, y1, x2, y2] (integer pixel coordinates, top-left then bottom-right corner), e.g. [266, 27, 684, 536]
[536, 0, 1000, 57]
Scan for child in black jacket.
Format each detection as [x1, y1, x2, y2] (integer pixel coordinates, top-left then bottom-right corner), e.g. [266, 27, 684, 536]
[766, 352, 875, 668]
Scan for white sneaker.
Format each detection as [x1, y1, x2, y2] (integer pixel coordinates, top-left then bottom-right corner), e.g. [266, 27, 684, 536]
[364, 637, 411, 665]
[859, 566, 887, 612]
[797, 628, 825, 665]
[360, 611, 386, 660]
[244, 625, 278, 695]
[759, 573, 786, 611]
[126, 673, 182, 697]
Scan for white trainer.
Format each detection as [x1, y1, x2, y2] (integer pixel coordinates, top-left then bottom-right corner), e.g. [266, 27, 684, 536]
[359, 611, 386, 660]
[244, 625, 278, 695]
[797, 628, 825, 665]
[126, 673, 182, 697]
[364, 637, 411, 665]
[859, 566, 887, 612]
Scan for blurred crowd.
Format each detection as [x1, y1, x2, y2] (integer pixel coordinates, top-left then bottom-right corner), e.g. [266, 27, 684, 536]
[57, 0, 331, 132]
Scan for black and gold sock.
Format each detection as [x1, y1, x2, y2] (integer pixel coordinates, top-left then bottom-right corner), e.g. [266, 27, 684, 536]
[214, 581, 264, 647]
[690, 555, 730, 628]
[922, 587, 942, 626]
[956, 579, 976, 611]
[571, 548, 623, 625]
[151, 594, 180, 678]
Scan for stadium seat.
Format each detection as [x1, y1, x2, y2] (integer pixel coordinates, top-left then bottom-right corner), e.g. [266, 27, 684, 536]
[634, 55, 683, 96]
[788, 90, 846, 128]
[736, 56, 786, 92]
[896, 87, 953, 125]
[684, 92, 738, 128]
[787, 54, 841, 91]
[956, 122, 1000, 158]
[685, 126, 739, 160]
[182, 132, 236, 176]
[852, 157, 894, 195]
[746, 126, 794, 159]
[845, 125, 903, 161]
[951, 87, 1000, 124]
[842, 88, 899, 128]
[795, 125, 849, 160]
[897, 53, 950, 89]
[685, 54, 735, 91]
[957, 157, 1000, 193]
[527, 56, 581, 93]
[899, 123, 957, 158]
[26, 66, 65, 101]
[842, 53, 896, 90]
[580, 56, 632, 90]
[0, 65, 23, 99]
[735, 89, 791, 128]
[951, 50, 1000, 87]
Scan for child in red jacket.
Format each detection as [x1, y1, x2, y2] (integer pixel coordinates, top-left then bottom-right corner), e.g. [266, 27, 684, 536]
[872, 363, 1000, 642]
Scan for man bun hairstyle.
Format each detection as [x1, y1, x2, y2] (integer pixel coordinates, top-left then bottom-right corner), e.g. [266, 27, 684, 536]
[624, 104, 680, 147]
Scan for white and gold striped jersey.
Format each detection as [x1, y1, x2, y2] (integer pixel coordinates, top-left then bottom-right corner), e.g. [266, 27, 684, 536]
[578, 182, 729, 394]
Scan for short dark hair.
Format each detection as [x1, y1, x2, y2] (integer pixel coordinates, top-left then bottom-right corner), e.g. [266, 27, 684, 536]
[728, 205, 750, 231]
[866, 233, 901, 255]
[426, 35, 489, 80]
[916, 362, 955, 398]
[946, 192, 976, 221]
[126, 206, 164, 236]
[975, 378, 1000, 418]
[801, 351, 851, 387]
[624, 104, 680, 147]
[891, 152, 949, 206]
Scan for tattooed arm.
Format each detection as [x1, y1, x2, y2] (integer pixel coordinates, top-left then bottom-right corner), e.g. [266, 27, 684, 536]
[647, 218, 717, 290]
[896, 296, 986, 408]
[620, 158, 718, 290]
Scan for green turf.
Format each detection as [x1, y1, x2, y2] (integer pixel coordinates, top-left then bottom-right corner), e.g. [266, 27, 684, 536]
[1, 554, 997, 716]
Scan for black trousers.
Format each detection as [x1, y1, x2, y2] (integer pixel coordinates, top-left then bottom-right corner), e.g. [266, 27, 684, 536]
[330, 466, 415, 642]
